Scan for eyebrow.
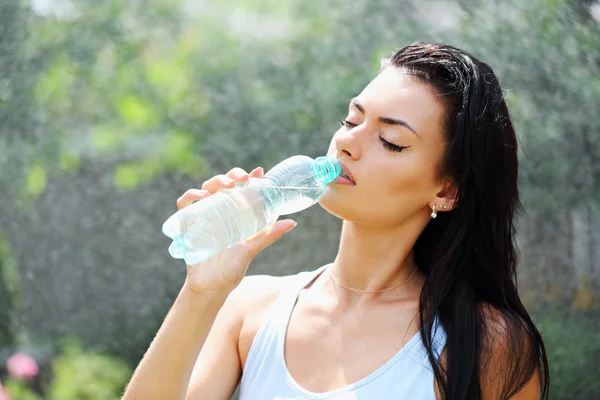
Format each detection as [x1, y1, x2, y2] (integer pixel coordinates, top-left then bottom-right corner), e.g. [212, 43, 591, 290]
[351, 98, 419, 137]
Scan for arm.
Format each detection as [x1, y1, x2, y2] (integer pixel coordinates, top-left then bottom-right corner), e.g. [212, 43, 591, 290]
[122, 166, 297, 400]
[122, 274, 280, 400]
[186, 275, 284, 400]
[122, 282, 231, 400]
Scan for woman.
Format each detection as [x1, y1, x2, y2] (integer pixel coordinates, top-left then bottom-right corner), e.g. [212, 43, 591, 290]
[123, 42, 549, 399]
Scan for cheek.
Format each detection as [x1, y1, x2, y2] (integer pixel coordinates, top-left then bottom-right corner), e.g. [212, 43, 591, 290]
[370, 156, 436, 209]
[320, 147, 442, 224]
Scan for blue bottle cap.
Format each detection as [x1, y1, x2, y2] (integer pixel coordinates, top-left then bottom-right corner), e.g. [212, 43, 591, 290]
[313, 156, 341, 185]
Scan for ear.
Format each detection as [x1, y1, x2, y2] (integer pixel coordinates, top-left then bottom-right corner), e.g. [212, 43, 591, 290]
[429, 179, 458, 213]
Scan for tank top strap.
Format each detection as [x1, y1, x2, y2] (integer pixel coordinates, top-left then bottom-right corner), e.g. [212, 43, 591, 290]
[240, 264, 331, 390]
[275, 264, 331, 322]
[430, 315, 446, 361]
[240, 264, 449, 400]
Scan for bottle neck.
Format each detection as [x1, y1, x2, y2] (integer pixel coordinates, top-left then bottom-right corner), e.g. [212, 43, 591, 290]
[313, 156, 341, 185]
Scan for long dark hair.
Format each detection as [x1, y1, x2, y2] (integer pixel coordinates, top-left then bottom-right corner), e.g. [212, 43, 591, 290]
[386, 43, 549, 399]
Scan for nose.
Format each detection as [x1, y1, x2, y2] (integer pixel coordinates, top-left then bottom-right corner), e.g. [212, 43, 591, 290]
[333, 128, 361, 160]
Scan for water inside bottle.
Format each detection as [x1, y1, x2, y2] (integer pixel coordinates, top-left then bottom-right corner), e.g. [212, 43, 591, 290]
[164, 184, 325, 264]
[269, 186, 324, 216]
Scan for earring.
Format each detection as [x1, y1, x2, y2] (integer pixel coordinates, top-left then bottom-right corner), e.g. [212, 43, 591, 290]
[431, 205, 437, 219]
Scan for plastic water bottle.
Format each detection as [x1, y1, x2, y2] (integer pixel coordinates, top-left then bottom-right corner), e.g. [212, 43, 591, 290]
[162, 155, 341, 265]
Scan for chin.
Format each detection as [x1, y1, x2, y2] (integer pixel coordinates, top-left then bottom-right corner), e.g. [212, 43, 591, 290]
[318, 186, 408, 227]
[317, 186, 355, 221]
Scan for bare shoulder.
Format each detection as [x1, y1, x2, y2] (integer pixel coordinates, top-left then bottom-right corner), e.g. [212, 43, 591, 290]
[229, 272, 299, 315]
[478, 303, 532, 355]
[186, 271, 310, 400]
[478, 303, 542, 400]
[479, 303, 512, 341]
[434, 304, 542, 400]
[231, 271, 308, 369]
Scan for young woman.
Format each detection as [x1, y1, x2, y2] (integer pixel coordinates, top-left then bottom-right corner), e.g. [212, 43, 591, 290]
[123, 42, 549, 400]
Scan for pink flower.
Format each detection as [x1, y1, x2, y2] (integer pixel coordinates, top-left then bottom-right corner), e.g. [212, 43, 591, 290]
[0, 380, 11, 400]
[6, 353, 38, 380]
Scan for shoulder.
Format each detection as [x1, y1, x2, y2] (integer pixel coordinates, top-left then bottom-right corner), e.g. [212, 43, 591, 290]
[212, 270, 309, 340]
[478, 303, 533, 357]
[479, 303, 512, 343]
[230, 269, 319, 367]
[227, 270, 307, 315]
[230, 265, 326, 309]
[435, 304, 543, 400]
[477, 303, 541, 400]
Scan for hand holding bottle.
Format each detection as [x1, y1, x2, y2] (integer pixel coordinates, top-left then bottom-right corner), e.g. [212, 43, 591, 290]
[175, 166, 298, 294]
[163, 155, 340, 268]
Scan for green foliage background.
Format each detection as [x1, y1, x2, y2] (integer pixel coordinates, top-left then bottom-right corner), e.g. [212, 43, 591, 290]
[0, 0, 599, 398]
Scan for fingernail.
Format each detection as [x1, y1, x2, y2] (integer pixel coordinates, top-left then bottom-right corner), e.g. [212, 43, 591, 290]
[285, 222, 298, 233]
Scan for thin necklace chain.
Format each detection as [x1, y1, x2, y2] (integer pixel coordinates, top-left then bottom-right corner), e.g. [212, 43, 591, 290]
[327, 266, 418, 293]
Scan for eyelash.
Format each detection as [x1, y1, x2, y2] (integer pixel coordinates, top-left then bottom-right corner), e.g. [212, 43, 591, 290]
[339, 120, 408, 153]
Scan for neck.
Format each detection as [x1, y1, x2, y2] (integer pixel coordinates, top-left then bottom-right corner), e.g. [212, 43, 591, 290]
[329, 216, 428, 299]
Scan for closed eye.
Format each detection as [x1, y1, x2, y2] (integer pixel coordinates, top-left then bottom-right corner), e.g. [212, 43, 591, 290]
[340, 120, 408, 153]
[379, 137, 409, 153]
[340, 120, 357, 128]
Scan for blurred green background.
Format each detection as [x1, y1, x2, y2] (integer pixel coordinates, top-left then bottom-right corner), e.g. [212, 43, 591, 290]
[0, 0, 599, 398]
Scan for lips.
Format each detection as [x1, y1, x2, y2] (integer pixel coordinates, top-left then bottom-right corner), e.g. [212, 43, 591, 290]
[337, 161, 356, 184]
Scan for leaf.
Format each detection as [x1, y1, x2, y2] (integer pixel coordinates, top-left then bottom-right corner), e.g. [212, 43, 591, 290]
[34, 54, 74, 112]
[163, 130, 206, 177]
[91, 124, 123, 154]
[48, 338, 130, 400]
[117, 95, 157, 129]
[144, 59, 190, 105]
[113, 163, 140, 190]
[59, 150, 80, 173]
[25, 164, 47, 197]
[2, 379, 41, 400]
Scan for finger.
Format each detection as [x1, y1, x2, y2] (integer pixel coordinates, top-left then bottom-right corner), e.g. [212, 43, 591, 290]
[176, 189, 210, 210]
[225, 167, 250, 183]
[249, 167, 264, 178]
[201, 174, 236, 193]
[244, 219, 297, 260]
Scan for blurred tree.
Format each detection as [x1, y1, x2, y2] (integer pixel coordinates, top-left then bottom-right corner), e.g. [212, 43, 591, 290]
[1, 1, 598, 398]
[456, 0, 600, 309]
[0, 255, 15, 350]
[0, 0, 38, 352]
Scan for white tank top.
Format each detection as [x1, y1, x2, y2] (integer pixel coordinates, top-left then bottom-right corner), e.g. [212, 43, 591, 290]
[239, 264, 447, 400]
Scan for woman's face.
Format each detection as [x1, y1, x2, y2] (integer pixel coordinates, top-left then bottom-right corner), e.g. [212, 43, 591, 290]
[320, 67, 449, 227]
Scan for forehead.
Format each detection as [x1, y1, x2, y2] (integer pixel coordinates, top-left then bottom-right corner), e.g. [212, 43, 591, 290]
[355, 67, 444, 130]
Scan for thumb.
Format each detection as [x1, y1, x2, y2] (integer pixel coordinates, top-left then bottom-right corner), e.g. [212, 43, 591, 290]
[243, 219, 297, 260]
